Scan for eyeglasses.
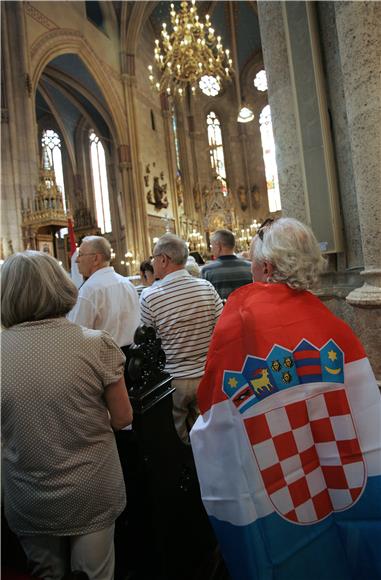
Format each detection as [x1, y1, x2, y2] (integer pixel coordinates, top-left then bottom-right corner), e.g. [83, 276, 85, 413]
[257, 218, 275, 241]
[77, 252, 97, 258]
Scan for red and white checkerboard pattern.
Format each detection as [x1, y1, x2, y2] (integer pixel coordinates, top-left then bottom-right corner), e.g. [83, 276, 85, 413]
[244, 388, 365, 524]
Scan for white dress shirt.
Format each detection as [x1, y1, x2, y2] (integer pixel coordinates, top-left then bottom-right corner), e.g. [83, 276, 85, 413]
[68, 267, 140, 346]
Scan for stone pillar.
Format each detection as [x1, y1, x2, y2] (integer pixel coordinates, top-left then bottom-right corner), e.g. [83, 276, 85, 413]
[257, 1, 307, 222]
[160, 94, 180, 234]
[1, 3, 39, 253]
[120, 53, 151, 263]
[334, 2, 381, 307]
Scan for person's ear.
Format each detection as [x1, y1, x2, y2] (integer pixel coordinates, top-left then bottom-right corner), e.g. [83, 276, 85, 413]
[263, 261, 273, 277]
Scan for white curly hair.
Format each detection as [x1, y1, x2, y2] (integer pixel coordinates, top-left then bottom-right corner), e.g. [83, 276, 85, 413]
[251, 217, 326, 290]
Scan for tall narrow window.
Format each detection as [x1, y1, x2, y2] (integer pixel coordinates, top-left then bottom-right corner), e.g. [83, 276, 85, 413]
[41, 129, 67, 211]
[89, 130, 112, 233]
[171, 105, 181, 175]
[259, 105, 281, 213]
[206, 111, 227, 194]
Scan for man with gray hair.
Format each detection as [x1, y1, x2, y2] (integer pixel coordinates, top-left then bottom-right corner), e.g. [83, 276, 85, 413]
[140, 233, 223, 442]
[68, 235, 140, 352]
[202, 228, 252, 301]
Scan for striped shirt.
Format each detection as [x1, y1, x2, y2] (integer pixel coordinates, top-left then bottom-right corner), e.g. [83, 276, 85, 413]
[140, 269, 223, 378]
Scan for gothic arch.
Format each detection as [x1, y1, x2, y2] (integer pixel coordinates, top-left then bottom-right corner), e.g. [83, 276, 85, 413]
[30, 30, 125, 144]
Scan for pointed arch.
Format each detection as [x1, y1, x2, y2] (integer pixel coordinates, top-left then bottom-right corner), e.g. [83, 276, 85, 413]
[30, 30, 125, 144]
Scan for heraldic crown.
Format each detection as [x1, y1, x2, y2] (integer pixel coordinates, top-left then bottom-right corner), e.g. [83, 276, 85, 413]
[223, 339, 344, 414]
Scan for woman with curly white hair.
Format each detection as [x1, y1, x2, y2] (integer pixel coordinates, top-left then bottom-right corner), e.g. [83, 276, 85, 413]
[191, 217, 381, 580]
[250, 216, 325, 288]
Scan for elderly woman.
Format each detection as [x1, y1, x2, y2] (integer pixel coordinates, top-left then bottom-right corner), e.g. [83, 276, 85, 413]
[191, 218, 381, 580]
[1, 251, 132, 580]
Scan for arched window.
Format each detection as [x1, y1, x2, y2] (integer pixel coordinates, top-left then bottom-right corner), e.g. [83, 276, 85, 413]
[259, 105, 281, 213]
[41, 129, 67, 211]
[89, 130, 112, 233]
[206, 111, 227, 194]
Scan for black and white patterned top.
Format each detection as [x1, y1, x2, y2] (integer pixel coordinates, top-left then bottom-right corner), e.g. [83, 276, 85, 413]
[1, 318, 126, 536]
[140, 269, 223, 378]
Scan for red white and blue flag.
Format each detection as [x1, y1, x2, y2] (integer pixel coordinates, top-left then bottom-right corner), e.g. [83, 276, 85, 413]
[190, 283, 381, 580]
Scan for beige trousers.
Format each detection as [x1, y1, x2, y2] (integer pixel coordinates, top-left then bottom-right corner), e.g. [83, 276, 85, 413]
[18, 523, 115, 580]
[171, 377, 201, 443]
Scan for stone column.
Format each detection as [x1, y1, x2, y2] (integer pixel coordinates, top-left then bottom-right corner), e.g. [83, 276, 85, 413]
[257, 1, 307, 222]
[160, 94, 180, 234]
[334, 2, 381, 307]
[1, 3, 39, 253]
[120, 53, 151, 263]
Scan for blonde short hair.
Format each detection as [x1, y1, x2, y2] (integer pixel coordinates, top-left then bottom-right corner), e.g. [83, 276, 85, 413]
[252, 217, 326, 290]
[1, 251, 78, 328]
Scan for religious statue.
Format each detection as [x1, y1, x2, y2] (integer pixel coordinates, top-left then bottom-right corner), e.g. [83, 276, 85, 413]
[251, 184, 261, 210]
[176, 175, 184, 206]
[237, 185, 248, 211]
[147, 176, 169, 210]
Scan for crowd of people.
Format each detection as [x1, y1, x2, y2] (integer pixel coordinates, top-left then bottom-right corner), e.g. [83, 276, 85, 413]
[2, 219, 380, 580]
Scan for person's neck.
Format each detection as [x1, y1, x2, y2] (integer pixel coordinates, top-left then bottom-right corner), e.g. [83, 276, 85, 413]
[218, 250, 235, 257]
[89, 263, 110, 277]
[159, 265, 184, 280]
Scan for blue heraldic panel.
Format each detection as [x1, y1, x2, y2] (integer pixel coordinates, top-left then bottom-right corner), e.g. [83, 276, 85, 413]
[223, 340, 345, 414]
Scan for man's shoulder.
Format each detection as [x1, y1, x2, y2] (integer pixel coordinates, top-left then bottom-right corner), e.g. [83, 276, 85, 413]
[143, 274, 215, 299]
[202, 260, 221, 273]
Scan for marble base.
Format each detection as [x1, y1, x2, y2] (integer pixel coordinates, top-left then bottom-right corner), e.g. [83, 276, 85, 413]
[346, 283, 381, 307]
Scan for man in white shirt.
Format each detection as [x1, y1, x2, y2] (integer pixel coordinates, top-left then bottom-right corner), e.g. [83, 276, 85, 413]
[140, 233, 223, 442]
[68, 236, 140, 354]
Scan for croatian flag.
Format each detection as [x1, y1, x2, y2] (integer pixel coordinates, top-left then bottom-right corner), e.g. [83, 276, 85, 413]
[190, 283, 381, 580]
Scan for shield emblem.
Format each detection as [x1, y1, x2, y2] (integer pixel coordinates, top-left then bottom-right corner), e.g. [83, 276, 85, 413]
[243, 388, 366, 524]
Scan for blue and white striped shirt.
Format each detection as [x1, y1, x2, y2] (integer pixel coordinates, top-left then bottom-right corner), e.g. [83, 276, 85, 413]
[140, 269, 223, 378]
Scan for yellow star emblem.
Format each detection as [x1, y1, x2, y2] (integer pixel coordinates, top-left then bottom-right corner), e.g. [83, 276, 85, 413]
[228, 377, 238, 388]
[328, 350, 337, 362]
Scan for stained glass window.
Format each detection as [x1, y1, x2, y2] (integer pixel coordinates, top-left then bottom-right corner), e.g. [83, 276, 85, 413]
[89, 130, 112, 233]
[41, 129, 67, 212]
[259, 105, 281, 212]
[206, 111, 227, 194]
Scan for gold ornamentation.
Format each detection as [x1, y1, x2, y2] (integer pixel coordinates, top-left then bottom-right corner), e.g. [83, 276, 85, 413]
[148, 0, 232, 97]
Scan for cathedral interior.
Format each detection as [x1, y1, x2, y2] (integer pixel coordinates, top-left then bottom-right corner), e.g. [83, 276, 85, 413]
[1, 1, 380, 373]
[1, 2, 381, 579]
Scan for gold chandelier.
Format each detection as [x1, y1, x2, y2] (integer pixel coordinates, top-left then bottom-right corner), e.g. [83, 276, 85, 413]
[148, 0, 233, 98]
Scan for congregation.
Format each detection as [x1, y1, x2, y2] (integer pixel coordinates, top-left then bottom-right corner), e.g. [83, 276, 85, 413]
[2, 219, 381, 580]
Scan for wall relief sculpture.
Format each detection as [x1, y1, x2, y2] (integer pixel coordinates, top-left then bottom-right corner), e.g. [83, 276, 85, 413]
[146, 168, 169, 210]
[176, 175, 184, 206]
[237, 185, 248, 211]
[251, 184, 261, 210]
